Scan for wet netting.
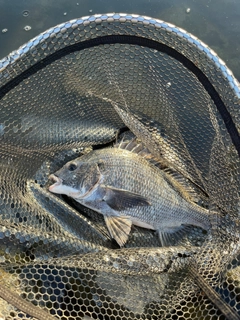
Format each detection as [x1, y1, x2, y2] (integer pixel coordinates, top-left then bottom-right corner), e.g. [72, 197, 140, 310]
[0, 13, 240, 320]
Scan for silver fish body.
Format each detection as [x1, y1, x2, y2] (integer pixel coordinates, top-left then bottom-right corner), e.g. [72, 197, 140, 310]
[49, 147, 213, 247]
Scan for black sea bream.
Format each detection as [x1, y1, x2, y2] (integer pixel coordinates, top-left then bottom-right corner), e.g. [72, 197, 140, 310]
[49, 145, 214, 247]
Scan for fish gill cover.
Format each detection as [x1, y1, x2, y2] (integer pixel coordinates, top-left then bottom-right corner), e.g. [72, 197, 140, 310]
[0, 13, 240, 320]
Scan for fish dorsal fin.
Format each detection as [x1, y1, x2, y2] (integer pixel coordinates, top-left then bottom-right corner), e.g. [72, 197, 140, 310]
[162, 168, 207, 204]
[115, 133, 169, 169]
[102, 185, 151, 211]
[115, 134, 147, 153]
[104, 215, 132, 247]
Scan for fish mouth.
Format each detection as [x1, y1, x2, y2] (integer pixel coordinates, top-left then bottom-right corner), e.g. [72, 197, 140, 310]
[49, 174, 63, 191]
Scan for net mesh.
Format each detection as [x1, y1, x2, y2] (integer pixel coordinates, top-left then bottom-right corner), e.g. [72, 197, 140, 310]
[0, 13, 239, 320]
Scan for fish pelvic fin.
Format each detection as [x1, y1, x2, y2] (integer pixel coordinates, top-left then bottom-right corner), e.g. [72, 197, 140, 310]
[101, 185, 151, 211]
[104, 215, 132, 247]
[158, 225, 192, 247]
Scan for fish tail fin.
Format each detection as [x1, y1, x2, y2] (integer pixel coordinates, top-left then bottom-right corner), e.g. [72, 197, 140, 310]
[157, 225, 192, 247]
[208, 212, 220, 231]
[208, 211, 233, 233]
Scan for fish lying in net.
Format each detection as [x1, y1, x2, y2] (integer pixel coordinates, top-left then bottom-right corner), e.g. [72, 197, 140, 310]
[48, 139, 217, 247]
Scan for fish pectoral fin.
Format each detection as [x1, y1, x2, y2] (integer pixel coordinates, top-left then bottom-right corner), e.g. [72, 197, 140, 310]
[158, 225, 192, 247]
[101, 185, 151, 211]
[104, 215, 132, 247]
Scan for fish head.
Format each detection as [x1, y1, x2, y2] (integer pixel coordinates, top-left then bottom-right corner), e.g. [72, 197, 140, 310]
[49, 159, 102, 198]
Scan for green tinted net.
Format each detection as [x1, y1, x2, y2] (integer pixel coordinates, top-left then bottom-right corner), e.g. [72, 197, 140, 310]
[0, 13, 240, 320]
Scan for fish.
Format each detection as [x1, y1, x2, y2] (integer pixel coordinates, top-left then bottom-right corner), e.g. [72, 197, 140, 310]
[48, 141, 216, 247]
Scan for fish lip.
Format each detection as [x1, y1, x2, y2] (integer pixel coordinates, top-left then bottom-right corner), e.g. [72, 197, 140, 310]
[49, 174, 63, 191]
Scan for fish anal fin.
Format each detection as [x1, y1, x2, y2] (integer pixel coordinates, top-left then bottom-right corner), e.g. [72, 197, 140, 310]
[158, 225, 192, 247]
[102, 185, 151, 211]
[104, 215, 132, 247]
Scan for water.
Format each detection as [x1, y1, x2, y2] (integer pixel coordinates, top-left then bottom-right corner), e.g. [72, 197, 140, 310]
[0, 0, 239, 81]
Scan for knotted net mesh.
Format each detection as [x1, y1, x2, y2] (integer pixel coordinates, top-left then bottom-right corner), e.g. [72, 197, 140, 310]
[0, 13, 239, 320]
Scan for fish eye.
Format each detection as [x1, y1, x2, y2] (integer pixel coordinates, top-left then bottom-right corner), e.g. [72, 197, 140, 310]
[68, 163, 77, 171]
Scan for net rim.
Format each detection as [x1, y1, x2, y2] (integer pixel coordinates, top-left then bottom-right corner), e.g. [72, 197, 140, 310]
[0, 12, 239, 97]
[0, 13, 240, 156]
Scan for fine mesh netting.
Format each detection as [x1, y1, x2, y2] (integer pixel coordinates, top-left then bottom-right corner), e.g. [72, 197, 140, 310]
[0, 13, 240, 320]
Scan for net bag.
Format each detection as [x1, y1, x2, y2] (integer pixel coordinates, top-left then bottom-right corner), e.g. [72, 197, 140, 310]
[0, 13, 240, 320]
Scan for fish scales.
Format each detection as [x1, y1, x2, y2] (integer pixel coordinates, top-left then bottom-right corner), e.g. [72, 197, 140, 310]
[49, 147, 214, 247]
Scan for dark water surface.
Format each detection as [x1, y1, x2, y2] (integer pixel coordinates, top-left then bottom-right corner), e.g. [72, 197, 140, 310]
[0, 0, 239, 81]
